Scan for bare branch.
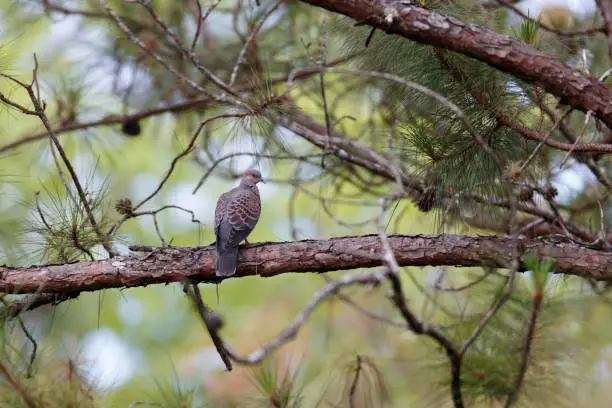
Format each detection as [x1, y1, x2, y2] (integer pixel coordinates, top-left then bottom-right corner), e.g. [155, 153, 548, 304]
[0, 362, 37, 408]
[504, 287, 543, 407]
[377, 199, 464, 408]
[220, 270, 384, 365]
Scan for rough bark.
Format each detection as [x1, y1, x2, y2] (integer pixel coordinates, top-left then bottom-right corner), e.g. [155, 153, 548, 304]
[296, 0, 612, 127]
[0, 234, 610, 295]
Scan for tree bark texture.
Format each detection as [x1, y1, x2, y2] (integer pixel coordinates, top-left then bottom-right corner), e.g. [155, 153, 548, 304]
[0, 234, 610, 295]
[296, 0, 612, 127]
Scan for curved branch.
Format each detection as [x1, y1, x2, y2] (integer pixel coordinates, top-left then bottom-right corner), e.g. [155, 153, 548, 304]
[1, 234, 611, 296]
[296, 0, 612, 127]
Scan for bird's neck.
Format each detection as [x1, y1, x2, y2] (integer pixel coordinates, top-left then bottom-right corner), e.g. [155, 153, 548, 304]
[241, 180, 259, 192]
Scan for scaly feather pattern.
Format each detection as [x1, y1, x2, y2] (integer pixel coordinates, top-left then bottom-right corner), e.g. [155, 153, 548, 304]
[214, 170, 263, 277]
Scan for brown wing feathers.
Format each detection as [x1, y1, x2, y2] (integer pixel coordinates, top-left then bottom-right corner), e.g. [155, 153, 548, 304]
[215, 184, 261, 277]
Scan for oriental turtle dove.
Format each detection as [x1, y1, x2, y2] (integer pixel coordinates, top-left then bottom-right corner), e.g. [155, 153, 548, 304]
[214, 169, 264, 277]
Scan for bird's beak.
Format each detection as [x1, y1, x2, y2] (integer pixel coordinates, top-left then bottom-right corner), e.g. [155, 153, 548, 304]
[259, 178, 266, 184]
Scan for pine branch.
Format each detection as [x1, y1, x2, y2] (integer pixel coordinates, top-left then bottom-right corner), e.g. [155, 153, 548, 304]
[278, 109, 605, 242]
[295, 0, 612, 127]
[1, 234, 611, 298]
[0, 57, 352, 155]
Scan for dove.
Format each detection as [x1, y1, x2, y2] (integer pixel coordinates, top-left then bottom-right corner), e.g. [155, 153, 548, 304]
[214, 169, 264, 277]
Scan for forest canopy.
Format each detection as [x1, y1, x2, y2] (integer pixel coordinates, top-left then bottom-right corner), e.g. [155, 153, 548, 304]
[1, 0, 612, 407]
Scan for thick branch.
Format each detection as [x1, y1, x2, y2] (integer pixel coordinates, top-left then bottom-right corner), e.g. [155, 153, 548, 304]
[1, 234, 611, 296]
[295, 0, 612, 127]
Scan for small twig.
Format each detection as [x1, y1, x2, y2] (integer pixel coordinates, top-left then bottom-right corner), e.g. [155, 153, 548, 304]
[560, 71, 611, 167]
[1, 293, 79, 319]
[0, 296, 39, 378]
[192, 151, 326, 194]
[190, 0, 204, 51]
[228, 0, 283, 86]
[200, 0, 223, 26]
[135, 0, 243, 100]
[71, 223, 95, 261]
[385, 265, 464, 408]
[317, 11, 333, 168]
[17, 317, 38, 378]
[100, 0, 218, 100]
[34, 192, 52, 231]
[348, 355, 363, 408]
[134, 112, 247, 212]
[377, 198, 464, 408]
[559, 110, 593, 167]
[434, 269, 494, 292]
[151, 214, 167, 246]
[188, 270, 385, 368]
[126, 205, 202, 245]
[517, 108, 571, 175]
[459, 258, 519, 356]
[185, 282, 233, 371]
[514, 218, 546, 237]
[503, 288, 543, 407]
[0, 361, 38, 408]
[0, 91, 36, 115]
[288, 67, 482, 147]
[224, 270, 384, 365]
[539, 102, 611, 188]
[319, 275, 405, 328]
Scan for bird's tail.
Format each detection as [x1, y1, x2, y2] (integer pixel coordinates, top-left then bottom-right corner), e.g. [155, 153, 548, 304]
[216, 245, 239, 277]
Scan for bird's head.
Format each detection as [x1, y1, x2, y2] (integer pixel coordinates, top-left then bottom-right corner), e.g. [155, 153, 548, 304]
[242, 169, 265, 186]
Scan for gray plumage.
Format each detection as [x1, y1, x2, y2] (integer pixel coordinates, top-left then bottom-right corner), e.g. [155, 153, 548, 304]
[214, 170, 264, 277]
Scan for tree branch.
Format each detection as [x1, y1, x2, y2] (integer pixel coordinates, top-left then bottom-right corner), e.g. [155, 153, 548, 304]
[0, 57, 352, 155]
[295, 0, 612, 127]
[1, 234, 611, 297]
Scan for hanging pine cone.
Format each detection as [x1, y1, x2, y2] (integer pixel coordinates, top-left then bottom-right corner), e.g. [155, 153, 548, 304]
[417, 187, 437, 212]
[518, 185, 534, 202]
[115, 198, 134, 216]
[121, 119, 141, 137]
[542, 185, 558, 201]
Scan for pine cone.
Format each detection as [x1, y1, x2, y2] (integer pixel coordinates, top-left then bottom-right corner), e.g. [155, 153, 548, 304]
[518, 185, 534, 202]
[542, 185, 558, 201]
[417, 187, 437, 212]
[115, 198, 134, 216]
[121, 119, 141, 137]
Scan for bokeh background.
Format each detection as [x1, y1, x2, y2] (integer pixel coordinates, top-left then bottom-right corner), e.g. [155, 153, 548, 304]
[1, 1, 612, 407]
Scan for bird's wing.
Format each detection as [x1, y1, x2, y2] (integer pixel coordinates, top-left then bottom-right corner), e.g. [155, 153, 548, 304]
[226, 188, 261, 245]
[214, 190, 231, 234]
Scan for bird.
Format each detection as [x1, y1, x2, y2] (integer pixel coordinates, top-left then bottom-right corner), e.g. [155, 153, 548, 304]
[214, 169, 264, 277]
